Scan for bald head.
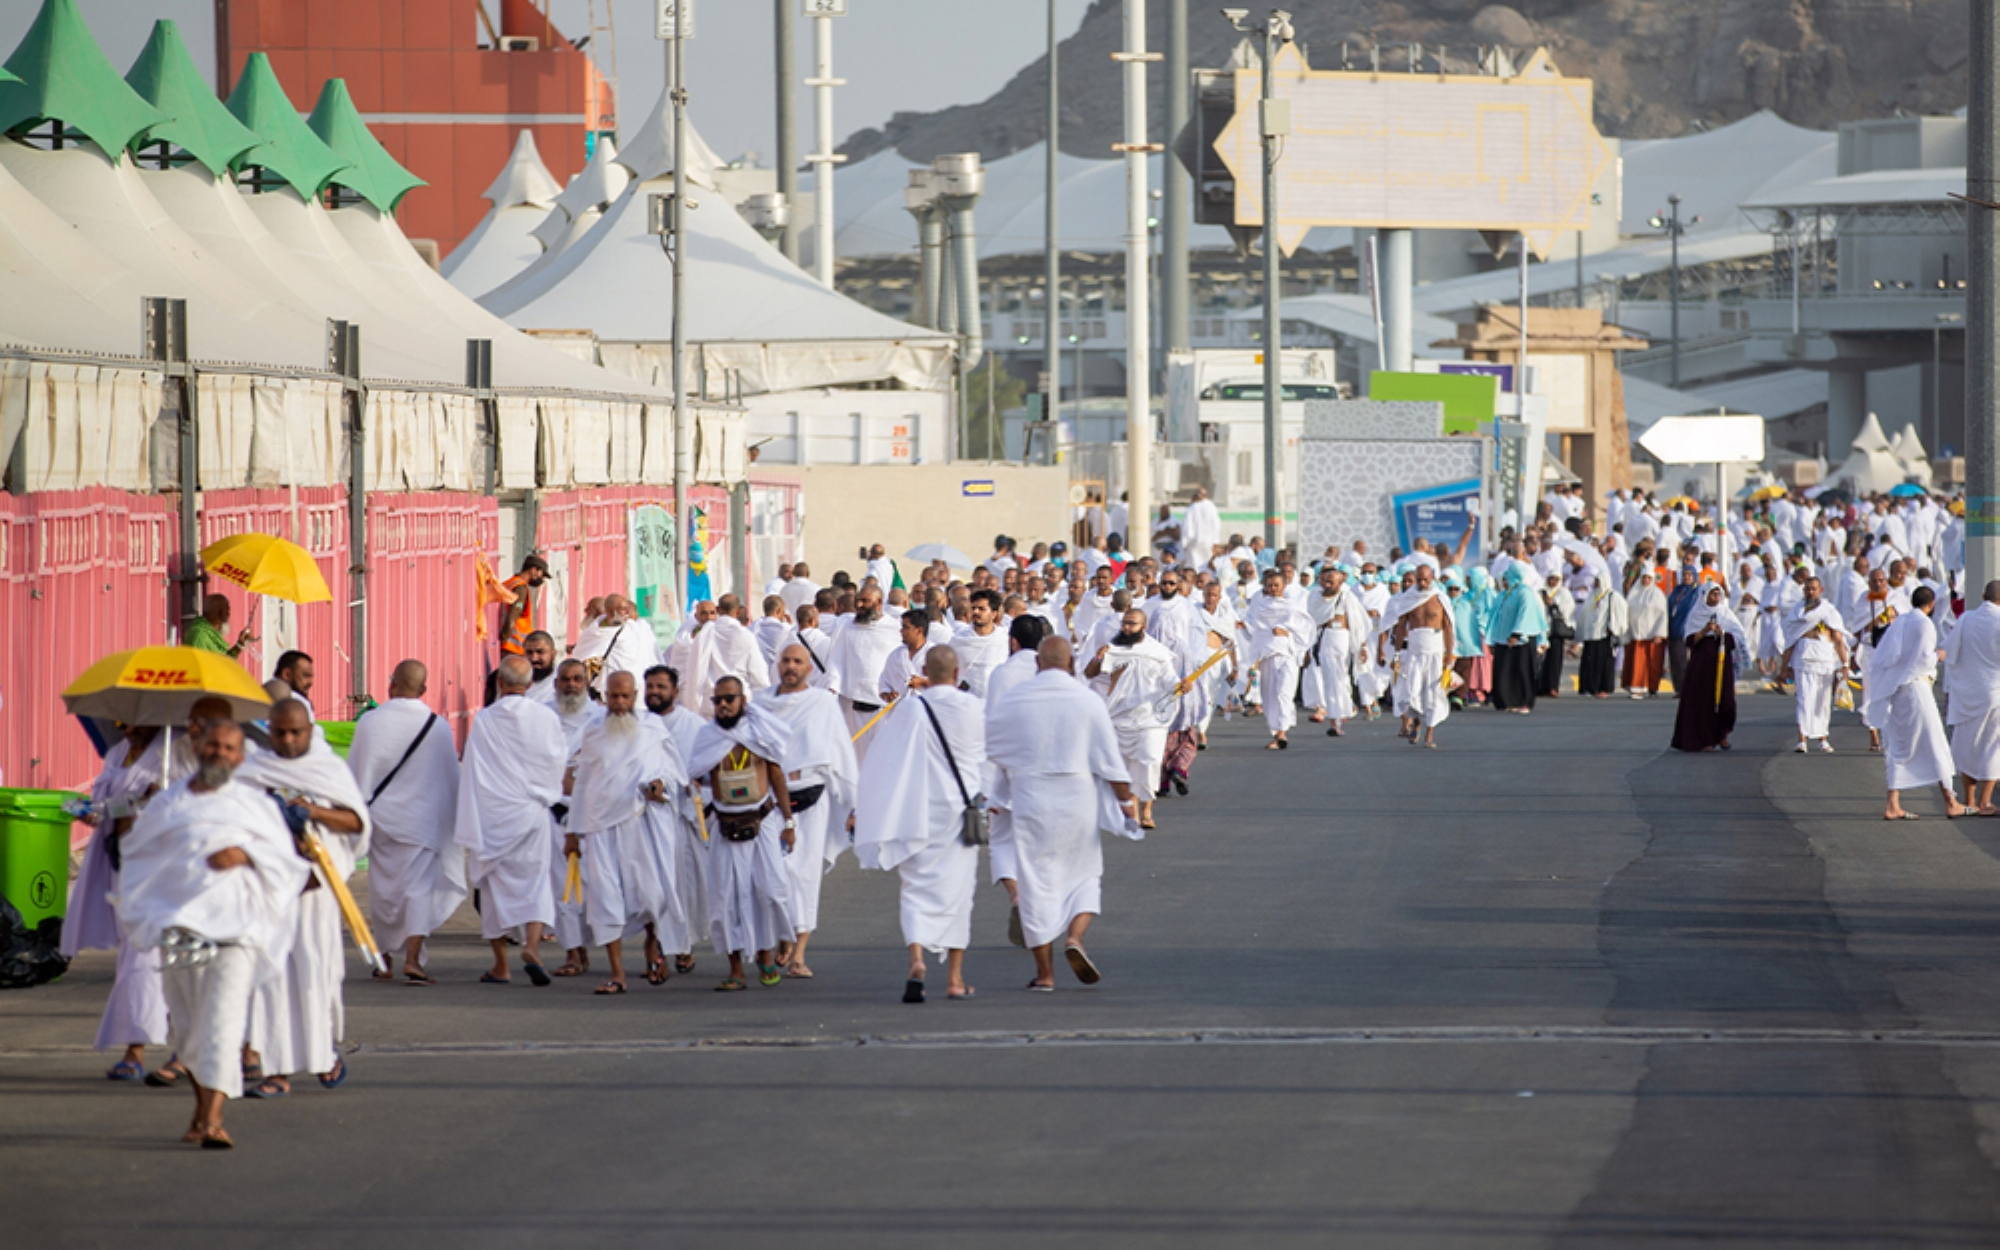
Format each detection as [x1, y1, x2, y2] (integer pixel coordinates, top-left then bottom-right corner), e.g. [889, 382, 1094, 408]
[1986, 579, 2000, 606]
[1037, 636, 1074, 674]
[390, 659, 427, 699]
[925, 644, 961, 687]
[268, 697, 313, 759]
[187, 695, 233, 739]
[496, 656, 533, 692]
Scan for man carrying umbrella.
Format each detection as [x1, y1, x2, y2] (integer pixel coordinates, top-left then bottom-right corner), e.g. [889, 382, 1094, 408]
[184, 593, 255, 658]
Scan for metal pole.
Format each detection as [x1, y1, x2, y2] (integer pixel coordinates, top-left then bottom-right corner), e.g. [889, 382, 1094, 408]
[670, 32, 691, 606]
[1163, 0, 1190, 355]
[1259, 24, 1283, 550]
[1790, 218, 1801, 336]
[1381, 228, 1412, 372]
[809, 13, 839, 288]
[1123, 0, 1152, 557]
[1669, 192, 1682, 388]
[1935, 320, 1943, 457]
[1045, 0, 1061, 439]
[775, 0, 799, 264]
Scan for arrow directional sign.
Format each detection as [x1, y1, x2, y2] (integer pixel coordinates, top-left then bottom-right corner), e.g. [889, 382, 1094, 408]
[1216, 47, 1613, 258]
[1638, 414, 1766, 466]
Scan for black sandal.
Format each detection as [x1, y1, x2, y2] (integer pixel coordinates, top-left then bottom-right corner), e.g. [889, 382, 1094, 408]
[594, 981, 628, 995]
[903, 978, 925, 1003]
[145, 1058, 187, 1088]
[646, 959, 669, 986]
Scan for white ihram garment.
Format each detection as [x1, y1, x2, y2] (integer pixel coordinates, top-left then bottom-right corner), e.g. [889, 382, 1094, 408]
[69, 736, 170, 1049]
[346, 698, 465, 953]
[1867, 610, 1954, 791]
[571, 713, 688, 951]
[117, 779, 307, 1098]
[654, 704, 711, 948]
[687, 701, 799, 955]
[549, 701, 604, 951]
[234, 741, 372, 1079]
[1402, 627, 1451, 729]
[986, 670, 1138, 949]
[1099, 635, 1178, 801]
[1240, 591, 1310, 735]
[1785, 603, 1846, 741]
[855, 688, 986, 955]
[1946, 601, 2000, 780]
[980, 649, 1041, 884]
[454, 696, 567, 939]
[951, 625, 1010, 698]
[762, 685, 859, 931]
[826, 615, 904, 757]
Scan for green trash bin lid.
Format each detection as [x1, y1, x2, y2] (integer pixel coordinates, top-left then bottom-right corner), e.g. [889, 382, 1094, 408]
[319, 721, 356, 759]
[0, 787, 78, 821]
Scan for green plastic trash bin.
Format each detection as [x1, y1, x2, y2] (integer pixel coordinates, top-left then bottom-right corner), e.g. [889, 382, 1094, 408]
[319, 721, 356, 760]
[0, 788, 78, 931]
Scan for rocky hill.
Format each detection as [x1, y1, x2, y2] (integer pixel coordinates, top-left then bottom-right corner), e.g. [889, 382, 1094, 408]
[841, 0, 1968, 164]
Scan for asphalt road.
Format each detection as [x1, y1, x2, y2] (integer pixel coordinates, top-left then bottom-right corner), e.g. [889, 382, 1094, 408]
[10, 690, 2000, 1247]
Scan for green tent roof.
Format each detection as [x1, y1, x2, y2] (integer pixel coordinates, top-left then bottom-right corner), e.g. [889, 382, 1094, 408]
[307, 78, 425, 213]
[0, 0, 168, 158]
[226, 51, 349, 199]
[125, 20, 260, 177]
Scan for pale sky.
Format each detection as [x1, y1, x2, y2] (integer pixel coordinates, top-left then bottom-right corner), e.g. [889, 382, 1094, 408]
[1, 0, 1093, 165]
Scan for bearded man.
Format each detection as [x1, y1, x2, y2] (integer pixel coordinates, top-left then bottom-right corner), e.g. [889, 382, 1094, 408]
[686, 677, 799, 990]
[762, 644, 859, 979]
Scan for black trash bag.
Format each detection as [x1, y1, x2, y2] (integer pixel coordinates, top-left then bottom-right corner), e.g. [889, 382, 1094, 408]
[0, 897, 68, 989]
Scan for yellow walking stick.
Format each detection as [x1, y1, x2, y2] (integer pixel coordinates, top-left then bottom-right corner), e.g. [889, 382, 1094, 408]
[1714, 635, 1727, 711]
[563, 849, 583, 904]
[689, 782, 711, 844]
[851, 699, 898, 742]
[298, 830, 387, 976]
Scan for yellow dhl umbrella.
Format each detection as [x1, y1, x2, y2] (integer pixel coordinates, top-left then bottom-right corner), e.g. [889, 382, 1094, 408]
[1663, 496, 1702, 511]
[199, 533, 332, 604]
[1750, 483, 1787, 502]
[62, 646, 271, 727]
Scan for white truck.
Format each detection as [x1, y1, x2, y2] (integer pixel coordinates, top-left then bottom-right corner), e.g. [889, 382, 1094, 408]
[1162, 349, 1344, 540]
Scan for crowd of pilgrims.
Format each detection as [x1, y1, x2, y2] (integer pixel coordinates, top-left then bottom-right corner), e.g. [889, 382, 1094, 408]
[63, 479, 1981, 1146]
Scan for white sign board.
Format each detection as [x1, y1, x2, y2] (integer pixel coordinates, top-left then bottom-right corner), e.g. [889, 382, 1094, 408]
[656, 0, 693, 39]
[1217, 48, 1612, 257]
[1638, 414, 1766, 466]
[804, 0, 848, 14]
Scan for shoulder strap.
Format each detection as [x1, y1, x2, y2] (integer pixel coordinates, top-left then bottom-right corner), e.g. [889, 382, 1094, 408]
[368, 712, 439, 806]
[799, 634, 826, 672]
[916, 695, 974, 807]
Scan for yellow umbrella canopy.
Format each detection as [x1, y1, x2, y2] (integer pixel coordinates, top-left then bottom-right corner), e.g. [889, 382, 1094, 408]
[199, 532, 332, 603]
[1751, 483, 1787, 502]
[1663, 496, 1702, 511]
[62, 645, 271, 727]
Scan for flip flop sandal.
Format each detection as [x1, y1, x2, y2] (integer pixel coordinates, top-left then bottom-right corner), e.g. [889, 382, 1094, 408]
[479, 972, 511, 984]
[675, 955, 697, 975]
[241, 1061, 264, 1084]
[1885, 812, 1920, 821]
[553, 962, 586, 978]
[784, 966, 815, 979]
[903, 978, 926, 1003]
[646, 960, 669, 986]
[946, 987, 977, 1000]
[1025, 980, 1055, 993]
[594, 981, 629, 995]
[318, 1057, 347, 1089]
[1064, 944, 1102, 985]
[404, 970, 436, 986]
[246, 1077, 290, 1099]
[107, 1061, 146, 1082]
[523, 961, 553, 987]
[758, 964, 782, 987]
[369, 969, 396, 981]
[146, 1061, 186, 1088]
[713, 977, 748, 992]
[198, 1126, 235, 1150]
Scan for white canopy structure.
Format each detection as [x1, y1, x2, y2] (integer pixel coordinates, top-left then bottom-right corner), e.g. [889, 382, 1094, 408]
[1829, 412, 1913, 494]
[440, 129, 563, 299]
[481, 98, 955, 401]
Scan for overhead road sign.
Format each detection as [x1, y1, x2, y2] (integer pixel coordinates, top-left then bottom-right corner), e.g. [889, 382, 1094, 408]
[1213, 48, 1613, 258]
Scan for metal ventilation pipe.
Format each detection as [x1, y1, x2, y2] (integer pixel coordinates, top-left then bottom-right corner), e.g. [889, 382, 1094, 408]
[904, 169, 942, 328]
[743, 192, 792, 247]
[933, 152, 986, 368]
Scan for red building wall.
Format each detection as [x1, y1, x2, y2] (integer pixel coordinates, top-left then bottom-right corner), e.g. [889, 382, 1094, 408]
[218, 0, 611, 254]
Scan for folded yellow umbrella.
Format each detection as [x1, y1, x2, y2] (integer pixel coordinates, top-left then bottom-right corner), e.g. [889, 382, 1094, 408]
[199, 532, 332, 604]
[62, 645, 271, 726]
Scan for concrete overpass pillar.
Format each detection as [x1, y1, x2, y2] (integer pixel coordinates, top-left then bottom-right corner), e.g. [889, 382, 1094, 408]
[1827, 369, 1866, 461]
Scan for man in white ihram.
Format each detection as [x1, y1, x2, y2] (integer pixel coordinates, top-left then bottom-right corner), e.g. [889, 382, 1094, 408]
[1238, 567, 1311, 749]
[235, 698, 369, 1098]
[1869, 585, 1968, 822]
[856, 646, 986, 1003]
[1945, 580, 2000, 815]
[951, 588, 1010, 697]
[1780, 578, 1848, 756]
[687, 676, 800, 990]
[826, 585, 903, 752]
[569, 671, 687, 995]
[117, 721, 307, 1149]
[763, 643, 859, 979]
[1381, 564, 1456, 750]
[346, 660, 464, 985]
[986, 637, 1140, 992]
[456, 656, 567, 986]
[1182, 487, 1221, 571]
[548, 659, 602, 976]
[1084, 608, 1178, 830]
[679, 595, 770, 716]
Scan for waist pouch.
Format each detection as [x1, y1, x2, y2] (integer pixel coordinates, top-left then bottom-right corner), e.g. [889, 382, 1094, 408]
[715, 802, 773, 843]
[788, 784, 825, 813]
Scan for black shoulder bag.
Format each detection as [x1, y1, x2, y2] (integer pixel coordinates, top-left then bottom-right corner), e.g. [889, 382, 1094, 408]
[916, 695, 988, 847]
[368, 712, 439, 806]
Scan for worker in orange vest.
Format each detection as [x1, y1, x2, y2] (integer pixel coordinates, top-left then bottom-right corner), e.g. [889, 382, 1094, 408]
[499, 555, 550, 658]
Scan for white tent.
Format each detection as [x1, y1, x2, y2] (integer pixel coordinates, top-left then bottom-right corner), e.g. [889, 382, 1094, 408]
[440, 129, 563, 299]
[483, 99, 953, 398]
[1829, 412, 1911, 493]
[1889, 422, 1934, 486]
